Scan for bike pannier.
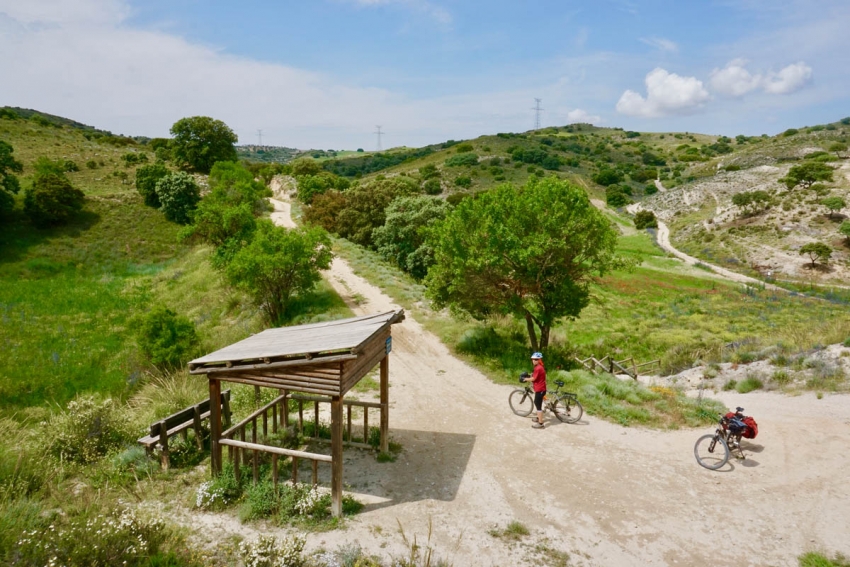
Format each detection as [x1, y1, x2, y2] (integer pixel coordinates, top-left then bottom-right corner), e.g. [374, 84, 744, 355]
[742, 416, 758, 439]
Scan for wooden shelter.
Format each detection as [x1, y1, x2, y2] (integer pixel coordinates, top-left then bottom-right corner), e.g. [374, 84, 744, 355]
[189, 310, 405, 516]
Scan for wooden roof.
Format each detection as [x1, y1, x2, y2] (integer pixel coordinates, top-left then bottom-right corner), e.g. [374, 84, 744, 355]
[189, 310, 404, 374]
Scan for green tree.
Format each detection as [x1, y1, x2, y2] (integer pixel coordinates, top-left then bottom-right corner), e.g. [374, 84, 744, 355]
[135, 163, 170, 207]
[828, 142, 847, 159]
[225, 221, 333, 324]
[189, 200, 257, 268]
[732, 190, 772, 216]
[425, 177, 626, 351]
[209, 161, 271, 214]
[335, 177, 418, 246]
[136, 306, 199, 368]
[839, 221, 850, 242]
[23, 173, 85, 227]
[0, 140, 23, 216]
[605, 185, 630, 207]
[423, 178, 442, 195]
[155, 172, 200, 224]
[373, 195, 453, 279]
[799, 242, 831, 268]
[593, 168, 624, 186]
[302, 189, 347, 233]
[290, 157, 322, 177]
[169, 116, 238, 174]
[633, 210, 658, 229]
[821, 196, 845, 219]
[296, 171, 349, 204]
[781, 162, 834, 190]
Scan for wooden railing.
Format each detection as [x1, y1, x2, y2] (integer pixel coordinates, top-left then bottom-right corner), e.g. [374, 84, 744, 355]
[574, 355, 660, 380]
[220, 390, 384, 486]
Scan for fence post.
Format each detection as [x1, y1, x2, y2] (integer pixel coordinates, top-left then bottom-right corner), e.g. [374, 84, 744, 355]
[331, 395, 343, 517]
[209, 378, 222, 476]
[380, 355, 389, 454]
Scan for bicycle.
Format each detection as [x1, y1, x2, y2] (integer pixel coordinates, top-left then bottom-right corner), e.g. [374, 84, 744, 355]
[693, 406, 751, 470]
[508, 375, 583, 424]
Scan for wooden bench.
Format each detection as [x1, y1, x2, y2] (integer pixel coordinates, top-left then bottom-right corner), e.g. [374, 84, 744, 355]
[138, 390, 231, 470]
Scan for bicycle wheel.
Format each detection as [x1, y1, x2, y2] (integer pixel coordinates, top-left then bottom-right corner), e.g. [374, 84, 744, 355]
[551, 395, 583, 423]
[694, 434, 730, 470]
[509, 389, 534, 416]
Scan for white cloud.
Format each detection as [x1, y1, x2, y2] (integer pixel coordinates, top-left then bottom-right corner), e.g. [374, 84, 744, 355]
[566, 108, 602, 125]
[710, 59, 762, 96]
[639, 36, 678, 52]
[616, 68, 710, 118]
[710, 59, 812, 97]
[347, 0, 452, 26]
[763, 62, 812, 94]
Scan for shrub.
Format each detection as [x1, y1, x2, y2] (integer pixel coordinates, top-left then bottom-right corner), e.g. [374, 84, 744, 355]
[85, 160, 98, 169]
[136, 306, 199, 368]
[454, 143, 474, 153]
[15, 507, 169, 567]
[170, 115, 238, 174]
[605, 185, 629, 207]
[23, 172, 85, 227]
[736, 376, 763, 393]
[135, 163, 170, 208]
[239, 534, 305, 567]
[455, 175, 472, 188]
[593, 168, 623, 186]
[422, 178, 442, 195]
[155, 171, 200, 224]
[46, 396, 133, 464]
[444, 153, 478, 167]
[644, 183, 658, 195]
[634, 210, 658, 229]
[772, 369, 791, 385]
[418, 163, 439, 179]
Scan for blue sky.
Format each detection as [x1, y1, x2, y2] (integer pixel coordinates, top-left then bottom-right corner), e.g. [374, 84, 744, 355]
[1, 0, 848, 149]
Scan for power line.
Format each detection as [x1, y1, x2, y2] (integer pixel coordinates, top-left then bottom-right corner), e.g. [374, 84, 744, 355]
[374, 125, 383, 151]
[257, 129, 263, 146]
[532, 98, 544, 130]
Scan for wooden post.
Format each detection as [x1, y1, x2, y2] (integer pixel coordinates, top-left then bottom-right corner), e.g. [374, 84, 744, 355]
[272, 404, 278, 434]
[252, 417, 258, 484]
[314, 400, 320, 437]
[312, 460, 318, 486]
[272, 454, 278, 488]
[192, 406, 203, 450]
[346, 405, 352, 442]
[158, 420, 169, 471]
[254, 385, 261, 408]
[282, 390, 289, 428]
[380, 355, 389, 454]
[209, 378, 222, 475]
[331, 395, 343, 517]
[292, 457, 299, 483]
[363, 408, 369, 444]
[234, 448, 241, 484]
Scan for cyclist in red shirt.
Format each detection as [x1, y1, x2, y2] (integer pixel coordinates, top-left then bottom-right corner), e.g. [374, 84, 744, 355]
[522, 352, 547, 429]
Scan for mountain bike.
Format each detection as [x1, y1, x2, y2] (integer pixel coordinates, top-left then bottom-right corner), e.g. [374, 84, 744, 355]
[693, 407, 751, 470]
[508, 376, 583, 424]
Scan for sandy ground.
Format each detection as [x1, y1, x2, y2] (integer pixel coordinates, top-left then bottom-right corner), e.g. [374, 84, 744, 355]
[179, 190, 850, 566]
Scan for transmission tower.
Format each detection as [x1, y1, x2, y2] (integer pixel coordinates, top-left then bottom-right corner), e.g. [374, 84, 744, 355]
[374, 126, 383, 151]
[532, 99, 544, 130]
[257, 129, 263, 146]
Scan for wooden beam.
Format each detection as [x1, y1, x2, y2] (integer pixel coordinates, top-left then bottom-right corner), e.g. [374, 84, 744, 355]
[219, 438, 332, 462]
[380, 355, 389, 454]
[209, 378, 222, 475]
[190, 353, 357, 375]
[331, 395, 343, 518]
[212, 375, 339, 397]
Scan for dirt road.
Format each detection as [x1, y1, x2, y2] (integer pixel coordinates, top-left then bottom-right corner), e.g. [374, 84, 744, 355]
[191, 193, 850, 566]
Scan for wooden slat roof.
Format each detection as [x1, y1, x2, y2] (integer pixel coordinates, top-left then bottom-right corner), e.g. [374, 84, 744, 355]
[189, 310, 404, 368]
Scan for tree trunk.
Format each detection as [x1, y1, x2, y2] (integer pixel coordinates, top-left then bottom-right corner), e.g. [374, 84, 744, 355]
[539, 325, 551, 349]
[524, 312, 539, 352]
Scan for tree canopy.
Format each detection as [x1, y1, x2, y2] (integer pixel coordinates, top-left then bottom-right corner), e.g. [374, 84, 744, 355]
[821, 196, 845, 219]
[135, 163, 170, 208]
[373, 195, 453, 279]
[23, 172, 85, 227]
[0, 140, 23, 216]
[425, 177, 626, 351]
[155, 172, 200, 224]
[799, 242, 831, 268]
[732, 190, 772, 216]
[781, 162, 834, 190]
[169, 116, 238, 174]
[225, 221, 333, 325]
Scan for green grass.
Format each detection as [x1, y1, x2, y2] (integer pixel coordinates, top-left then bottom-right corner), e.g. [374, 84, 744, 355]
[799, 552, 850, 567]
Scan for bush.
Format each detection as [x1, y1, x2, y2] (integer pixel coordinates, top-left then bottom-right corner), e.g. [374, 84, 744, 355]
[155, 172, 200, 224]
[136, 164, 170, 208]
[14, 507, 170, 567]
[445, 153, 478, 167]
[46, 396, 133, 464]
[736, 376, 763, 393]
[455, 175, 472, 188]
[644, 183, 658, 195]
[239, 534, 305, 567]
[454, 143, 474, 153]
[23, 173, 85, 227]
[593, 168, 624, 186]
[633, 210, 658, 229]
[136, 306, 199, 368]
[605, 185, 630, 207]
[422, 178, 442, 195]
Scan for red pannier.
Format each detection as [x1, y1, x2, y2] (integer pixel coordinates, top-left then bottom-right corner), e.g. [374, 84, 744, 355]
[725, 412, 759, 439]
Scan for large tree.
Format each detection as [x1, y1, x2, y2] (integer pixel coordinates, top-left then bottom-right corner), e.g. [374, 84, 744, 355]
[799, 242, 831, 268]
[425, 177, 627, 351]
[225, 221, 333, 324]
[169, 116, 238, 174]
[781, 162, 834, 190]
[23, 172, 85, 227]
[821, 196, 845, 219]
[0, 140, 23, 216]
[155, 172, 200, 224]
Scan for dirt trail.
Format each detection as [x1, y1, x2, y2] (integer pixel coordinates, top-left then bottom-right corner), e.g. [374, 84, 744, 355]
[194, 192, 850, 566]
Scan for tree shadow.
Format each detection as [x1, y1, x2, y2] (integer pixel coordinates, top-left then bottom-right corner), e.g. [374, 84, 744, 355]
[0, 207, 101, 268]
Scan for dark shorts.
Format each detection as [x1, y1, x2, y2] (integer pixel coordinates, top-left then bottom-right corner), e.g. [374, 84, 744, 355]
[534, 390, 546, 411]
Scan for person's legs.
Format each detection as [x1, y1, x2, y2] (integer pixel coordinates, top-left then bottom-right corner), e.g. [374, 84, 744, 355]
[533, 392, 545, 428]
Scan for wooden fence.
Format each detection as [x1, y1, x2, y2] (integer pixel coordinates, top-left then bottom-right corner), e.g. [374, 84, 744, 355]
[573, 355, 660, 380]
[219, 390, 383, 486]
